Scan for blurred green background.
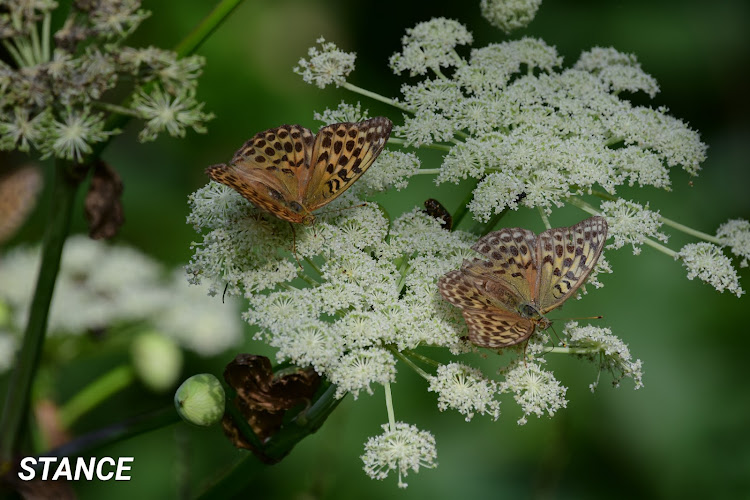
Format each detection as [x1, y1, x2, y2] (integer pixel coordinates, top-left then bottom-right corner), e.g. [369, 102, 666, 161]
[3, 0, 750, 498]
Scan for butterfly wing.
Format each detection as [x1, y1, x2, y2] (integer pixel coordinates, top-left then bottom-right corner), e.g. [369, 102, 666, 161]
[301, 117, 393, 211]
[438, 270, 535, 348]
[206, 125, 315, 223]
[461, 308, 535, 348]
[536, 216, 608, 313]
[460, 228, 539, 312]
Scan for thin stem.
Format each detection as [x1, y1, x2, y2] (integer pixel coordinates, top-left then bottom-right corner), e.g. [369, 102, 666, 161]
[173, 0, 245, 58]
[2, 39, 27, 67]
[394, 258, 410, 294]
[659, 215, 721, 244]
[386, 137, 453, 152]
[390, 348, 431, 380]
[470, 206, 512, 235]
[42, 12, 51, 62]
[0, 160, 82, 461]
[48, 407, 179, 459]
[452, 182, 479, 230]
[545, 346, 599, 355]
[412, 168, 441, 175]
[342, 82, 413, 113]
[643, 238, 678, 258]
[303, 256, 322, 277]
[92, 101, 141, 117]
[59, 365, 136, 428]
[30, 21, 42, 64]
[538, 206, 551, 230]
[384, 382, 396, 431]
[296, 271, 320, 287]
[401, 349, 441, 368]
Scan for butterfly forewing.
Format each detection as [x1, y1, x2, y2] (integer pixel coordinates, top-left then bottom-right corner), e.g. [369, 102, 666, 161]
[438, 270, 495, 310]
[536, 216, 608, 313]
[460, 228, 538, 311]
[303, 117, 392, 211]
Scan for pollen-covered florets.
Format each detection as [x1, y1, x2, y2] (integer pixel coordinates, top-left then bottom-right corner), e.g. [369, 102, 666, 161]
[600, 199, 668, 255]
[480, 0, 543, 34]
[294, 37, 356, 89]
[499, 362, 568, 425]
[361, 422, 438, 488]
[564, 322, 643, 391]
[716, 219, 750, 268]
[389, 18, 472, 76]
[676, 243, 744, 297]
[428, 362, 501, 421]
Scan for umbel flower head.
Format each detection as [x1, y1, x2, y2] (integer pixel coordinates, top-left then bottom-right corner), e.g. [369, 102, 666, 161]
[0, 0, 213, 161]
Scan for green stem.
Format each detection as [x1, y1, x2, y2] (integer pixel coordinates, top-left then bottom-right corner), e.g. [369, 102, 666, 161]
[2, 39, 27, 67]
[452, 181, 479, 230]
[42, 12, 51, 62]
[389, 348, 431, 380]
[173, 0, 245, 58]
[303, 256, 322, 277]
[412, 168, 442, 175]
[538, 207, 551, 230]
[386, 137, 453, 152]
[198, 382, 343, 499]
[401, 349, 441, 368]
[342, 82, 413, 113]
[545, 346, 599, 355]
[470, 206, 512, 235]
[384, 382, 396, 431]
[59, 365, 136, 428]
[92, 101, 141, 117]
[48, 407, 179, 459]
[659, 215, 721, 244]
[0, 160, 81, 462]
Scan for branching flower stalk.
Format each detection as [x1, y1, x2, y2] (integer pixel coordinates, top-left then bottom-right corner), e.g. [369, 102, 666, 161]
[186, 0, 748, 489]
[0, 0, 245, 462]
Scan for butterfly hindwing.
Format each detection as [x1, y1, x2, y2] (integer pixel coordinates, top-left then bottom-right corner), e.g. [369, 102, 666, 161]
[536, 216, 608, 313]
[302, 117, 393, 211]
[461, 308, 535, 348]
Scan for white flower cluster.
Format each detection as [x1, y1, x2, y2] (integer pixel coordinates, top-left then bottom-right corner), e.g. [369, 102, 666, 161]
[563, 322, 643, 391]
[293, 37, 356, 89]
[600, 199, 668, 255]
[716, 219, 750, 268]
[361, 422, 438, 488]
[480, 0, 543, 34]
[379, 19, 706, 221]
[499, 361, 567, 425]
[0, 235, 243, 365]
[676, 243, 744, 297]
[428, 362, 501, 421]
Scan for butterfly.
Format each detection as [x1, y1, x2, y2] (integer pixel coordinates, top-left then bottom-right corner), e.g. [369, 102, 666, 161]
[438, 216, 608, 348]
[206, 117, 393, 225]
[423, 198, 453, 230]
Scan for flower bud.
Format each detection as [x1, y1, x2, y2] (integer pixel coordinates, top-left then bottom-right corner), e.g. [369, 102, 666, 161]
[131, 331, 183, 392]
[174, 374, 225, 427]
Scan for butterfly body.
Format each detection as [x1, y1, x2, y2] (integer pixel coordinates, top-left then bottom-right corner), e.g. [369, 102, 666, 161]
[206, 117, 393, 225]
[439, 216, 608, 348]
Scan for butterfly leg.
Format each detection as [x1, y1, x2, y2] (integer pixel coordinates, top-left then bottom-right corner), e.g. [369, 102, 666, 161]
[289, 222, 303, 269]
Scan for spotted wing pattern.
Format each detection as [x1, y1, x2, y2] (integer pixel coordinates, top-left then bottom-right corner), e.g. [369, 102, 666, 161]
[461, 308, 535, 348]
[206, 124, 315, 223]
[536, 216, 608, 313]
[303, 117, 392, 210]
[460, 227, 538, 312]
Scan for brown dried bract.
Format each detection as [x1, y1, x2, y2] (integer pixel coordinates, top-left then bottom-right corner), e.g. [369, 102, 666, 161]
[221, 354, 320, 462]
[84, 160, 124, 240]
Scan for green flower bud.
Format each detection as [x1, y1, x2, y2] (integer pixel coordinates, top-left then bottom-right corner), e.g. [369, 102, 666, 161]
[174, 374, 225, 427]
[131, 331, 183, 392]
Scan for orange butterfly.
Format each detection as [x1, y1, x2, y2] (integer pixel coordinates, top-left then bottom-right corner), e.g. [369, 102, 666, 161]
[206, 117, 393, 224]
[439, 217, 608, 348]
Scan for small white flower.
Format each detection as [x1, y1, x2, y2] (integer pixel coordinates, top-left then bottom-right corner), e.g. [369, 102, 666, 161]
[676, 243, 744, 297]
[575, 47, 659, 97]
[499, 362, 568, 425]
[0, 108, 49, 152]
[389, 18, 472, 76]
[294, 37, 356, 89]
[716, 219, 750, 268]
[428, 362, 501, 421]
[328, 348, 397, 399]
[43, 107, 111, 162]
[133, 86, 214, 142]
[313, 101, 369, 125]
[564, 322, 643, 390]
[361, 422, 438, 488]
[600, 199, 668, 255]
[480, 0, 543, 34]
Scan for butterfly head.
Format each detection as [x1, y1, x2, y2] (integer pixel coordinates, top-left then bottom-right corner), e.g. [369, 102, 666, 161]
[519, 303, 551, 330]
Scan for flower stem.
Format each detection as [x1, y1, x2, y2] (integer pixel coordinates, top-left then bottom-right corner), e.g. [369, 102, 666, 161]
[390, 348, 431, 380]
[659, 215, 721, 244]
[387, 137, 452, 152]
[545, 346, 599, 355]
[342, 82, 413, 113]
[173, 0, 245, 58]
[452, 181, 479, 230]
[412, 168, 442, 175]
[538, 206, 551, 230]
[0, 160, 82, 462]
[59, 365, 136, 428]
[384, 382, 396, 431]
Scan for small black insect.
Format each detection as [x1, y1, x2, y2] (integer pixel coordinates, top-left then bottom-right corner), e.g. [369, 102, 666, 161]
[423, 198, 453, 230]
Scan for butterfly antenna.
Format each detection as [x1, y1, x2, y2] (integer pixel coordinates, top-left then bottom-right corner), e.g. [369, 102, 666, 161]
[552, 315, 604, 321]
[549, 324, 567, 348]
[288, 222, 303, 269]
[222, 283, 229, 304]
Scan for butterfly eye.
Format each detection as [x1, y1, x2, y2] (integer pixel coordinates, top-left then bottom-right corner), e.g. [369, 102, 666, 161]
[289, 201, 304, 212]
